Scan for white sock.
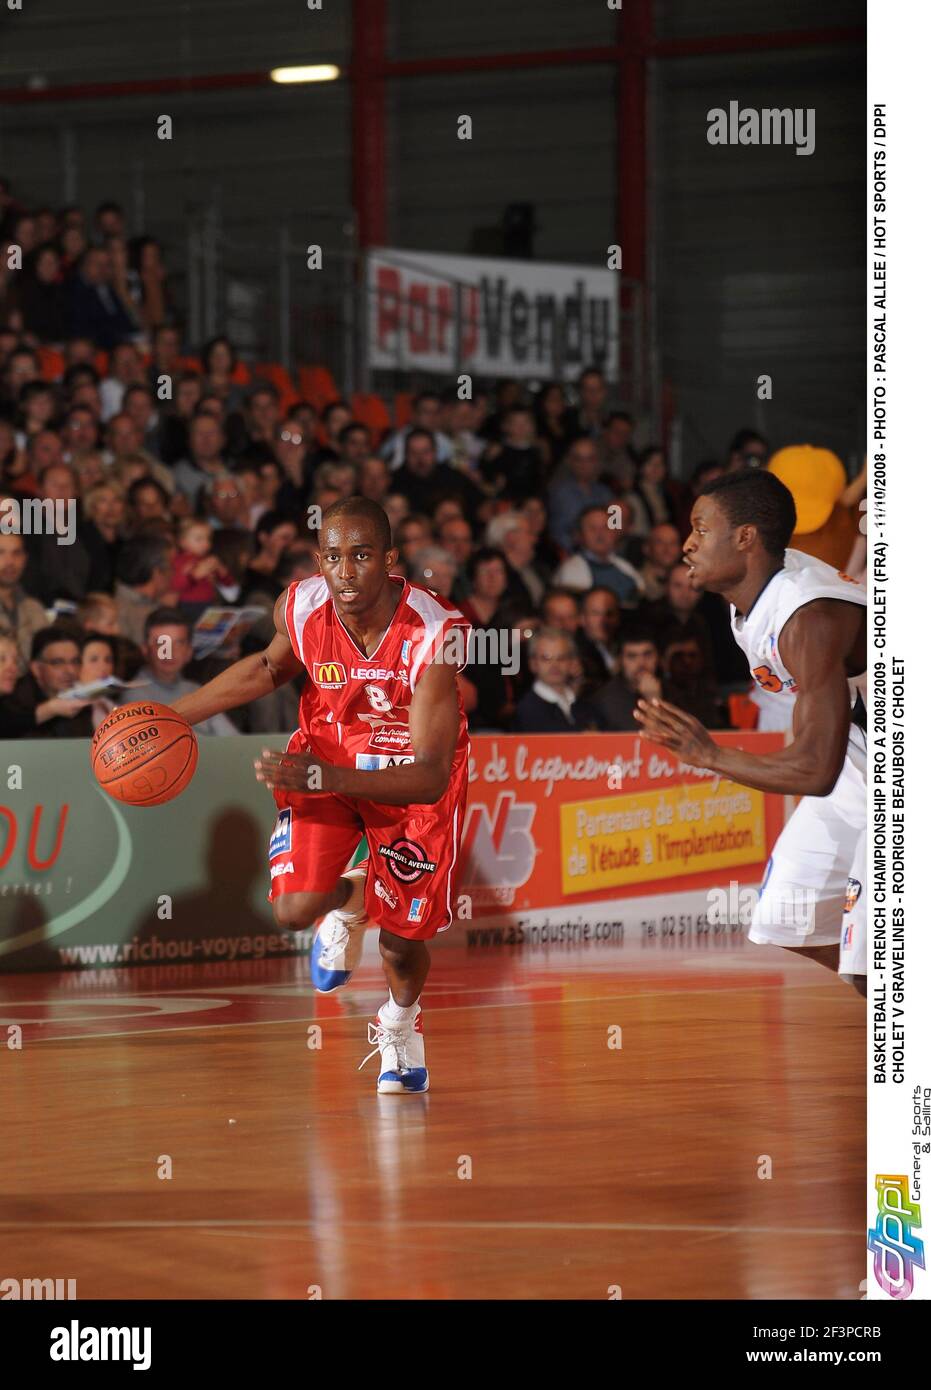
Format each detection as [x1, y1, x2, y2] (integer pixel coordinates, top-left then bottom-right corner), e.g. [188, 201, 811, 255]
[333, 870, 366, 920]
[382, 992, 418, 1023]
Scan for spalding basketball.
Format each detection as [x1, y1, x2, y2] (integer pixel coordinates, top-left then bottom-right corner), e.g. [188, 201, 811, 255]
[91, 701, 198, 806]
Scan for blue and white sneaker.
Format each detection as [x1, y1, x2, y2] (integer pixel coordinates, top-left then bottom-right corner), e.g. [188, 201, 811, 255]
[358, 1003, 428, 1094]
[310, 866, 369, 993]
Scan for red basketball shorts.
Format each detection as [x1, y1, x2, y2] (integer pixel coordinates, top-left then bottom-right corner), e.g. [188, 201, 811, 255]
[267, 758, 469, 942]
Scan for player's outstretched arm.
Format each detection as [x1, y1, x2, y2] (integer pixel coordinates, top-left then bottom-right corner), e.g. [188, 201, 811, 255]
[634, 599, 860, 798]
[172, 591, 303, 726]
[254, 657, 460, 805]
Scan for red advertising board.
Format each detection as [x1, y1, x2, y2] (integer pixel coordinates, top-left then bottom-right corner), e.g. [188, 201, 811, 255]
[457, 731, 786, 922]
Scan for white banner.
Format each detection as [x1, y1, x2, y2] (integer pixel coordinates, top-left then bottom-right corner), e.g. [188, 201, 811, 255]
[867, 0, 930, 1302]
[366, 246, 620, 381]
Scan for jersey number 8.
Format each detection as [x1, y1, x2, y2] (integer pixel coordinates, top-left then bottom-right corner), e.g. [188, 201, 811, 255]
[365, 684, 393, 713]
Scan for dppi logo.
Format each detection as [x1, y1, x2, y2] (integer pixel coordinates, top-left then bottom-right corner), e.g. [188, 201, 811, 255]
[868, 1175, 925, 1298]
[0, 805, 69, 870]
[461, 791, 536, 888]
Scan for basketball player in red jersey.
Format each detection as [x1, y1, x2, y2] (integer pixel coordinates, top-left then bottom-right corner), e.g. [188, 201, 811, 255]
[172, 497, 472, 1092]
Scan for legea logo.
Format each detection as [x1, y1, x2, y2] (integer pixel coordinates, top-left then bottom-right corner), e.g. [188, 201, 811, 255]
[313, 661, 347, 687]
[868, 1175, 925, 1298]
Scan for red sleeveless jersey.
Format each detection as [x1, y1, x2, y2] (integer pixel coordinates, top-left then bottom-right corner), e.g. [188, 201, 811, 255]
[282, 574, 472, 771]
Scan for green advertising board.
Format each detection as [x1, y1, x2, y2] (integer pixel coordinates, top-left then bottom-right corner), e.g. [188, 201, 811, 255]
[0, 736, 367, 972]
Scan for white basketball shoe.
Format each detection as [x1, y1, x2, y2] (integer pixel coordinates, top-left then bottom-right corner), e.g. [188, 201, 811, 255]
[358, 1001, 428, 1094]
[309, 866, 369, 992]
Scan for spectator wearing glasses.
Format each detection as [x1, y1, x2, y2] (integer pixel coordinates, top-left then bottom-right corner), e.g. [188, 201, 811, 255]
[273, 415, 315, 515]
[205, 475, 250, 532]
[0, 626, 93, 738]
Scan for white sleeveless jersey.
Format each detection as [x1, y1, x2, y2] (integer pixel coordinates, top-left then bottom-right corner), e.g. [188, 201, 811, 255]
[730, 549, 866, 705]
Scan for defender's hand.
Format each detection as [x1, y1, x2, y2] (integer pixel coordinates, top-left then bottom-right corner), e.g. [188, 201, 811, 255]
[633, 698, 717, 767]
[254, 749, 327, 793]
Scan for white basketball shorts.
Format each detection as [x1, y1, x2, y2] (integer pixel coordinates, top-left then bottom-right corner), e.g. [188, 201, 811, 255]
[749, 725, 866, 975]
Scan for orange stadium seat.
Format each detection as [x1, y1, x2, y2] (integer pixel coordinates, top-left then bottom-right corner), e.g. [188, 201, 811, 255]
[350, 392, 392, 444]
[255, 362, 299, 412]
[298, 365, 340, 411]
[394, 391, 413, 428]
[37, 347, 65, 381]
[728, 690, 760, 730]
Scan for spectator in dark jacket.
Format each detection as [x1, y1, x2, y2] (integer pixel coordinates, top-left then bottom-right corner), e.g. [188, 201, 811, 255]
[66, 246, 137, 349]
[19, 243, 68, 343]
[660, 632, 723, 729]
[512, 627, 601, 733]
[21, 463, 95, 606]
[392, 429, 486, 524]
[563, 365, 608, 443]
[583, 629, 663, 732]
[479, 407, 547, 504]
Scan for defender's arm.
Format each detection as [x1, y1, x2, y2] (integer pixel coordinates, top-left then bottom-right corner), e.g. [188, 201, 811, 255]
[634, 599, 861, 797]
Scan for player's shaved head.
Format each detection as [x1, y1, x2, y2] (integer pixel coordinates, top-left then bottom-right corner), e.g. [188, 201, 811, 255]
[322, 496, 391, 552]
[318, 497, 399, 621]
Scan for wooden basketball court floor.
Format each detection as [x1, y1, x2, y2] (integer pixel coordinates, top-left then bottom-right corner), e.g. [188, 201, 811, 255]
[0, 929, 865, 1300]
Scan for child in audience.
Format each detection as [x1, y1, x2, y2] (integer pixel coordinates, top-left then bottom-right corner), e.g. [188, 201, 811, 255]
[170, 518, 239, 607]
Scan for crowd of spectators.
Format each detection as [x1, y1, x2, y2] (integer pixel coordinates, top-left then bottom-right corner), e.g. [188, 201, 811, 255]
[0, 184, 860, 741]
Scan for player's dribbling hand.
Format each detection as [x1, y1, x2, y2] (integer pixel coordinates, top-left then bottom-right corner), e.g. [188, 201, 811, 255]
[633, 698, 718, 767]
[254, 749, 326, 793]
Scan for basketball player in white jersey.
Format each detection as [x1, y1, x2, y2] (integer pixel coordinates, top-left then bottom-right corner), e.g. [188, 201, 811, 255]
[634, 469, 867, 993]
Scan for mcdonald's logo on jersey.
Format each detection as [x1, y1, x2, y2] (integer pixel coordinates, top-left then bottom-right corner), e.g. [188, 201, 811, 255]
[313, 661, 347, 687]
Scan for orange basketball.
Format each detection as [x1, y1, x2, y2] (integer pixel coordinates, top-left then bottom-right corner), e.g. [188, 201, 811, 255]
[91, 701, 198, 807]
